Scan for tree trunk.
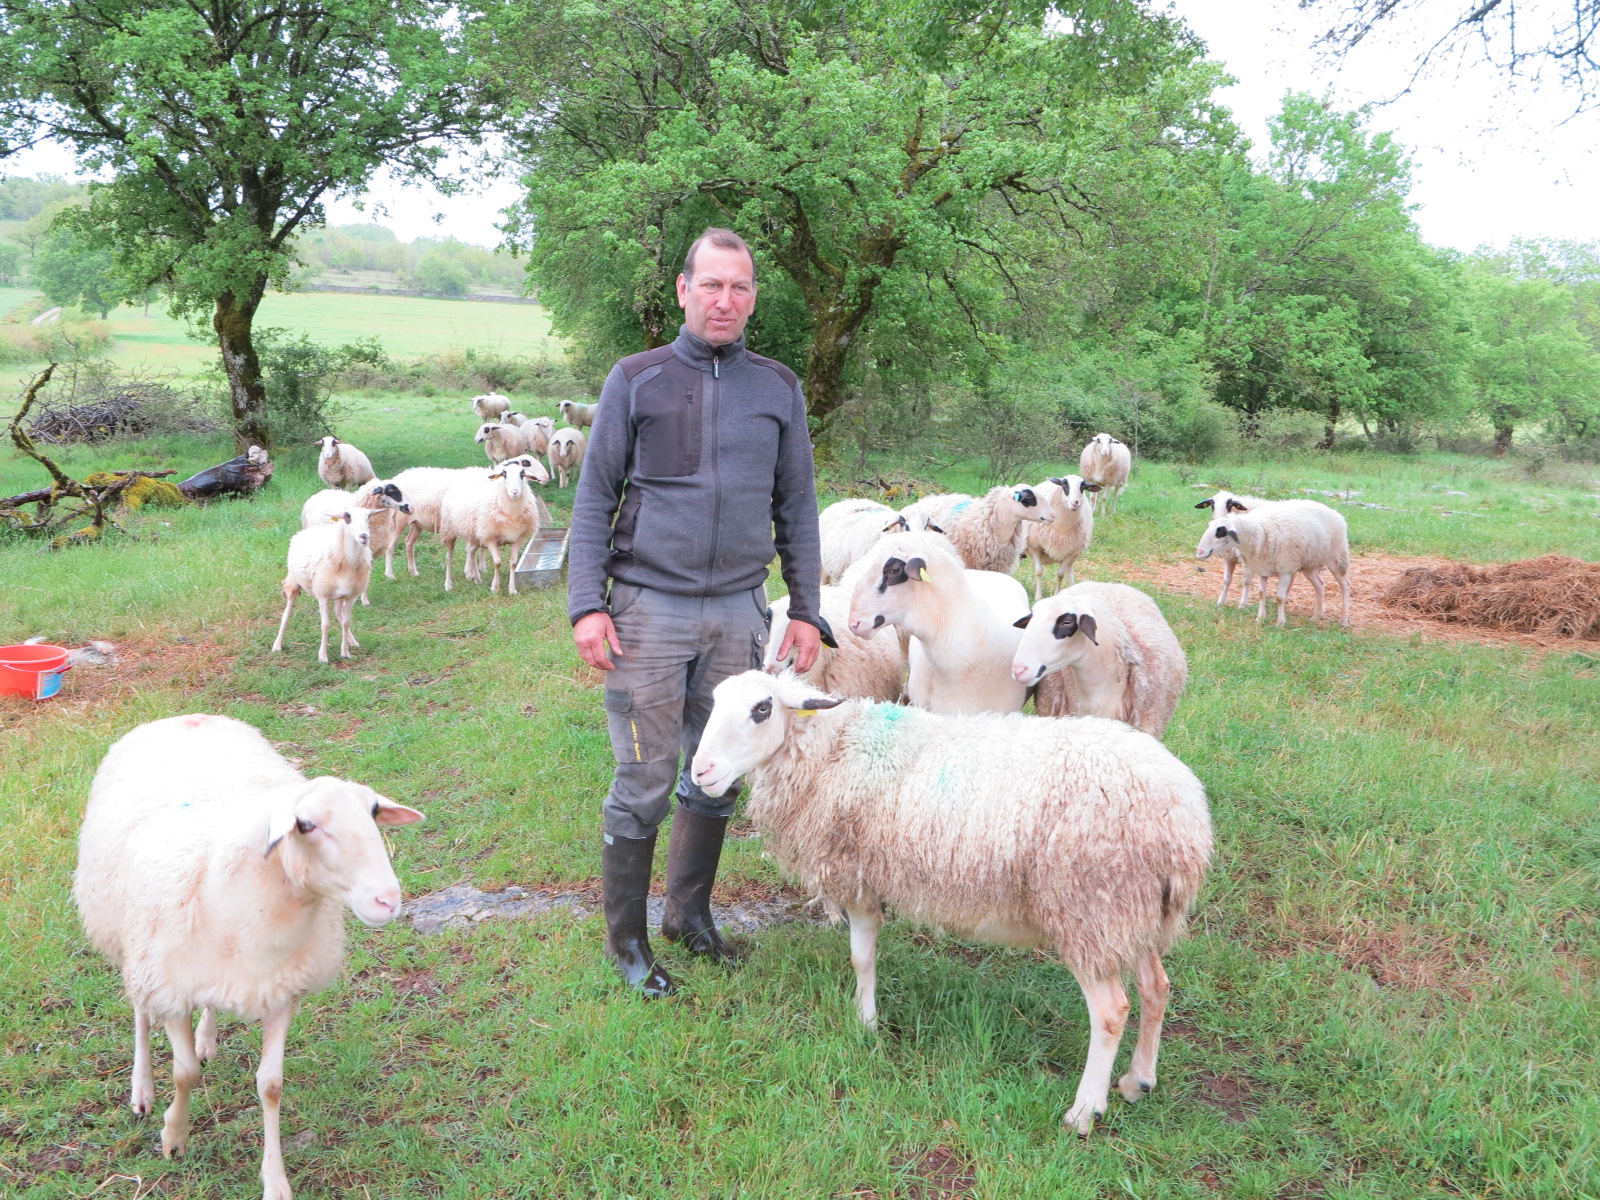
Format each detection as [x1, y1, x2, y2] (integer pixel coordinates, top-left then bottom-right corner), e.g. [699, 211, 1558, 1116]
[1493, 423, 1514, 456]
[1318, 397, 1340, 451]
[803, 319, 855, 430]
[213, 279, 271, 451]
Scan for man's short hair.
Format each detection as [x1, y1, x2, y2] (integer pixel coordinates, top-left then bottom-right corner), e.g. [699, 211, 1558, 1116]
[683, 228, 756, 284]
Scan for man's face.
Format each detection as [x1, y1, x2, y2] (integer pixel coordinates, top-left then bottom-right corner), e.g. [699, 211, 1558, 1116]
[677, 244, 757, 345]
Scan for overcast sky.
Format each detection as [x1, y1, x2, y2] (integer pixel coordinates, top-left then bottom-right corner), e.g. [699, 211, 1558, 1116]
[4, 0, 1595, 253]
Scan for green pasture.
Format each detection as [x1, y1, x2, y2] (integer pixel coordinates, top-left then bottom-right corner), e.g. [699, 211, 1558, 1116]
[2, 401, 1598, 1199]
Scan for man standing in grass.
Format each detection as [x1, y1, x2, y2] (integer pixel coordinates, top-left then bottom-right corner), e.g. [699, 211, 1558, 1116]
[568, 228, 824, 996]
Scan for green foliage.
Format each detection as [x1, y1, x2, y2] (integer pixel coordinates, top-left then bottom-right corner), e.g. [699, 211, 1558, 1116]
[239, 330, 389, 442]
[31, 219, 128, 318]
[0, 172, 87, 221]
[0, 241, 20, 284]
[412, 251, 472, 297]
[291, 225, 526, 289]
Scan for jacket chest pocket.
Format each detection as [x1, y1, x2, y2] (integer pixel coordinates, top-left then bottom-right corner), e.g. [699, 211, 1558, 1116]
[634, 374, 702, 478]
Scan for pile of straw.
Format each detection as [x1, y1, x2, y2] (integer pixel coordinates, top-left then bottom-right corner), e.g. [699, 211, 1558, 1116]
[1381, 555, 1600, 639]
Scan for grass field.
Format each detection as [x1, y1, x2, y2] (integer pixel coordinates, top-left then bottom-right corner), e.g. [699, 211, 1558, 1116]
[2, 401, 1598, 1199]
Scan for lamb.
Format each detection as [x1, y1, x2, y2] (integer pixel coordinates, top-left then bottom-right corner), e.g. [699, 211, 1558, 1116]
[1013, 582, 1188, 738]
[471, 392, 512, 421]
[848, 533, 1033, 714]
[559, 399, 597, 429]
[931, 484, 1053, 575]
[524, 415, 556, 460]
[314, 436, 375, 489]
[437, 461, 542, 594]
[391, 459, 548, 578]
[475, 420, 531, 464]
[1193, 490, 1265, 607]
[547, 426, 586, 488]
[1196, 499, 1351, 626]
[75, 713, 423, 1199]
[818, 498, 909, 584]
[1079, 434, 1131, 515]
[688, 670, 1213, 1135]
[1023, 475, 1099, 599]
[765, 582, 906, 703]
[271, 508, 374, 663]
[301, 480, 413, 602]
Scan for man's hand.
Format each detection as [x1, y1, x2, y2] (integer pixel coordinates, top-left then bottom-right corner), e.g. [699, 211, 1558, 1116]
[573, 611, 624, 670]
[779, 619, 823, 674]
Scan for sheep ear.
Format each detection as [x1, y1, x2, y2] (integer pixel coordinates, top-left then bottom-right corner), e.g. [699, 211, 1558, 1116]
[1225, 498, 1249, 513]
[374, 797, 425, 827]
[1013, 613, 1032, 629]
[1225, 528, 1239, 542]
[1077, 614, 1098, 644]
[1050, 477, 1069, 488]
[1082, 483, 1101, 492]
[264, 807, 297, 857]
[925, 522, 944, 534]
[1194, 498, 1213, 509]
[907, 556, 929, 581]
[814, 615, 839, 649]
[489, 470, 505, 479]
[883, 515, 908, 533]
[794, 696, 844, 714]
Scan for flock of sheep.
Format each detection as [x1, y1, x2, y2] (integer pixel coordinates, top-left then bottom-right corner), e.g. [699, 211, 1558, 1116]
[72, 417, 1362, 1197]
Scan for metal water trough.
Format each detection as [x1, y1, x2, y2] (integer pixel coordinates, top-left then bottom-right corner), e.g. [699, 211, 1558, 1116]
[513, 524, 569, 589]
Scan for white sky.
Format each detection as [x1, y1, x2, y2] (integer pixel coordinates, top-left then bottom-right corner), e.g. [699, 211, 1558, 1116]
[4, 1, 1595, 253]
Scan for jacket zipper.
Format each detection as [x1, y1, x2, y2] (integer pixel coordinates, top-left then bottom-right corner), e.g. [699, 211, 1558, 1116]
[706, 349, 722, 594]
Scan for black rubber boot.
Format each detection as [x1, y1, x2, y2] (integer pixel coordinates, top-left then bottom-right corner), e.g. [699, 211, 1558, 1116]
[602, 832, 675, 997]
[660, 805, 747, 964]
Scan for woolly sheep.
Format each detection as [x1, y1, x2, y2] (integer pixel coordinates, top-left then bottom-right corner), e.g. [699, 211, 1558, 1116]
[1079, 434, 1131, 515]
[1196, 499, 1351, 626]
[922, 484, 1052, 575]
[272, 508, 373, 663]
[475, 420, 531, 464]
[392, 460, 548, 578]
[848, 532, 1032, 714]
[547, 426, 586, 488]
[1024, 475, 1099, 599]
[1013, 582, 1188, 738]
[1193, 490, 1264, 607]
[75, 713, 423, 1198]
[765, 581, 905, 703]
[898, 492, 970, 534]
[315, 436, 375, 489]
[559, 399, 597, 429]
[689, 670, 1213, 1135]
[471, 392, 511, 421]
[437, 461, 542, 594]
[301, 480, 413, 602]
[818, 498, 909, 585]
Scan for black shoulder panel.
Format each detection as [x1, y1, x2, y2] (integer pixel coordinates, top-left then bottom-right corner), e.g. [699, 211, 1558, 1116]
[747, 352, 800, 390]
[617, 344, 678, 383]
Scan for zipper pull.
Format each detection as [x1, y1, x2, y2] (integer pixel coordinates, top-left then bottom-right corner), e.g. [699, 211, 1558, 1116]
[713, 352, 720, 380]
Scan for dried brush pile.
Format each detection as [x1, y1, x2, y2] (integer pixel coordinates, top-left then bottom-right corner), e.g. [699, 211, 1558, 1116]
[27, 367, 221, 445]
[1381, 555, 1600, 639]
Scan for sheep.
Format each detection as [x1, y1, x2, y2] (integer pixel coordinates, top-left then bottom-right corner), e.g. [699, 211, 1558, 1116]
[475, 419, 531, 465]
[74, 713, 424, 1199]
[271, 508, 373, 663]
[932, 484, 1053, 575]
[471, 392, 512, 421]
[1013, 582, 1188, 738]
[818, 498, 910, 585]
[559, 399, 597, 429]
[898, 492, 969, 534]
[301, 480, 413, 602]
[1079, 434, 1131, 515]
[1023, 475, 1099, 599]
[437, 461, 542, 594]
[391, 458, 549, 578]
[547, 426, 586, 488]
[524, 415, 556, 460]
[688, 669, 1213, 1136]
[765, 580, 906, 703]
[1193, 490, 1265, 607]
[314, 436, 375, 489]
[848, 532, 1033, 715]
[1196, 499, 1351, 626]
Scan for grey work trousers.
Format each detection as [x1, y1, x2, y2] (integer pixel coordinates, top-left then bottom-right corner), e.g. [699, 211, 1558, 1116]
[600, 582, 772, 839]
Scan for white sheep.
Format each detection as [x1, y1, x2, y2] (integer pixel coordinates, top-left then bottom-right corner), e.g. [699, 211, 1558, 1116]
[1024, 475, 1098, 599]
[271, 508, 373, 663]
[301, 480, 413, 602]
[1196, 499, 1351, 626]
[314, 436, 375, 489]
[559, 399, 597, 429]
[471, 392, 512, 421]
[1193, 490, 1264, 607]
[818, 498, 909, 585]
[765, 581, 906, 703]
[848, 533, 1032, 714]
[390, 459, 547, 578]
[74, 713, 423, 1199]
[898, 492, 970, 534]
[438, 461, 542, 594]
[521, 416, 555, 459]
[475, 420, 531, 464]
[915, 485, 1052, 575]
[1013, 582, 1188, 738]
[689, 670, 1213, 1136]
[546, 426, 586, 488]
[1079, 434, 1131, 515]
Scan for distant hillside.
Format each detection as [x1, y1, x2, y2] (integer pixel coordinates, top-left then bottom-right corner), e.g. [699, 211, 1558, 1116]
[292, 224, 530, 301]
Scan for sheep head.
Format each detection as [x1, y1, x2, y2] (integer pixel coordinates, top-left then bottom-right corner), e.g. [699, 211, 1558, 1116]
[690, 670, 842, 797]
[1012, 593, 1100, 683]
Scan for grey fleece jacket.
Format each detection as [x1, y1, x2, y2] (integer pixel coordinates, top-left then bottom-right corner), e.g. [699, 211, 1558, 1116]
[567, 326, 823, 628]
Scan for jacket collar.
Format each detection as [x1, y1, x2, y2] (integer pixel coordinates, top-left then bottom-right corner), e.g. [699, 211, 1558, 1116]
[672, 325, 748, 370]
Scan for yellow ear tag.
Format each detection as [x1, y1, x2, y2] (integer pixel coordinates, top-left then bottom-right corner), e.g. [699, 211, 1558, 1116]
[916, 567, 931, 582]
[794, 708, 817, 718]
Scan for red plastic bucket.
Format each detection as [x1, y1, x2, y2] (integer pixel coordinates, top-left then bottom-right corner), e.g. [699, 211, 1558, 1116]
[0, 644, 72, 700]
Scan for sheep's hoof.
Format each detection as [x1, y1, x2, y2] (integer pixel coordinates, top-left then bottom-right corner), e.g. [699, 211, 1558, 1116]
[261, 1174, 293, 1200]
[1063, 1101, 1101, 1136]
[129, 1082, 154, 1115]
[160, 1121, 188, 1158]
[1115, 1073, 1153, 1103]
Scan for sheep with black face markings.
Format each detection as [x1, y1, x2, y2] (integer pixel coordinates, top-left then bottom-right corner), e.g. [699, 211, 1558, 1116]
[1023, 475, 1098, 599]
[1196, 499, 1350, 627]
[315, 437, 375, 489]
[559, 399, 597, 429]
[272, 508, 374, 663]
[471, 392, 512, 422]
[1079, 434, 1130, 514]
[765, 574, 905, 703]
[689, 669, 1213, 1136]
[301, 480, 413, 603]
[818, 498, 910, 585]
[1193, 490, 1264, 607]
[904, 484, 1052, 575]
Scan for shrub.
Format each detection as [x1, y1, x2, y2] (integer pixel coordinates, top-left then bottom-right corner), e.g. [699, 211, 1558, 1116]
[24, 360, 224, 443]
[208, 329, 390, 442]
[412, 253, 471, 297]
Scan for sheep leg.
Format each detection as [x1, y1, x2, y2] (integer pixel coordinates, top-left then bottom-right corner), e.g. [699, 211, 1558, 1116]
[195, 1006, 218, 1063]
[488, 542, 505, 593]
[382, 538, 397, 581]
[338, 595, 359, 656]
[1063, 973, 1129, 1136]
[1115, 953, 1169, 1103]
[270, 586, 298, 653]
[1062, 560, 1074, 590]
[1307, 568, 1327, 622]
[442, 539, 455, 592]
[1274, 571, 1293, 626]
[498, 543, 515, 595]
[160, 1012, 199, 1159]
[1217, 558, 1234, 606]
[1030, 552, 1044, 603]
[844, 905, 882, 1030]
[1335, 566, 1351, 627]
[314, 594, 332, 663]
[404, 523, 422, 577]
[130, 1006, 155, 1115]
[256, 1001, 294, 1200]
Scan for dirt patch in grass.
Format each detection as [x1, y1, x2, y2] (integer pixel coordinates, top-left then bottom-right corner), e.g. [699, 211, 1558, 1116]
[1381, 554, 1600, 639]
[1255, 906, 1491, 1001]
[1122, 552, 1600, 651]
[1192, 1070, 1259, 1124]
[894, 1146, 977, 1199]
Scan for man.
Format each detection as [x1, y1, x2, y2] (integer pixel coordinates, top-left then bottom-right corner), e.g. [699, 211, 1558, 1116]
[568, 227, 824, 996]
